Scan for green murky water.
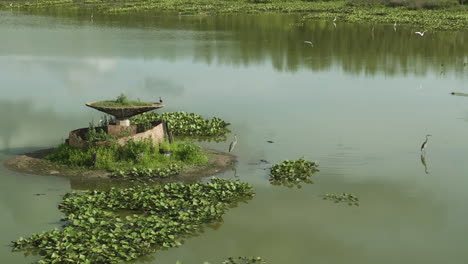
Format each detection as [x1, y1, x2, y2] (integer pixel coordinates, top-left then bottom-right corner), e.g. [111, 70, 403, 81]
[1, 11, 468, 264]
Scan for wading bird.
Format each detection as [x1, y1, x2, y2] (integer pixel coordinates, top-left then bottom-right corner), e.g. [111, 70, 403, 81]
[421, 134, 432, 154]
[393, 21, 397, 32]
[333, 16, 337, 22]
[159, 97, 163, 103]
[304, 41, 313, 47]
[415, 31, 426, 37]
[228, 135, 237, 153]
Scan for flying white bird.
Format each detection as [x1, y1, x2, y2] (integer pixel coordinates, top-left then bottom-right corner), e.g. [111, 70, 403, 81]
[304, 41, 313, 47]
[415, 31, 426, 37]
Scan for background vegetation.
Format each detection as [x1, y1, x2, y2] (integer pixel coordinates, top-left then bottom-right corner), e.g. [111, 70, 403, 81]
[0, 0, 466, 30]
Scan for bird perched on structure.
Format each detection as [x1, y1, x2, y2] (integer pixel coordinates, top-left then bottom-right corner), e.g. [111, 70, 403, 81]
[228, 135, 238, 153]
[421, 134, 431, 154]
[415, 31, 426, 37]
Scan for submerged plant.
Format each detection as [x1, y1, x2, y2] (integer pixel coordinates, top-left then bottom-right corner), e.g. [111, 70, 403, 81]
[322, 193, 359, 206]
[132, 112, 230, 138]
[12, 178, 255, 264]
[269, 158, 319, 187]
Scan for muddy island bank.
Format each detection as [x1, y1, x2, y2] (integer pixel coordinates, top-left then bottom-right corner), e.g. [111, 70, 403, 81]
[4, 95, 234, 188]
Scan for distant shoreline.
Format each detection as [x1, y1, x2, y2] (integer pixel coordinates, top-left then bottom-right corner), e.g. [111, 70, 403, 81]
[0, 0, 467, 31]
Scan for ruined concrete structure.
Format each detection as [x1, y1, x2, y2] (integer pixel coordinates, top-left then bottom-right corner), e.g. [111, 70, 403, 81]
[67, 101, 165, 147]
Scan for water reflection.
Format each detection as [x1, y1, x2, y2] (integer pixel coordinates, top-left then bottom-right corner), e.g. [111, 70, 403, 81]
[1, 12, 467, 77]
[420, 154, 429, 174]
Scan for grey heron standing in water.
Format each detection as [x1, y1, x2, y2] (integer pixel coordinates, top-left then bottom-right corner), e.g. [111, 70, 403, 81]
[421, 134, 432, 154]
[229, 135, 237, 153]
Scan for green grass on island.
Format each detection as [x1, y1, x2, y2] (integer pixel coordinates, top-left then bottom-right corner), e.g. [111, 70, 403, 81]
[91, 94, 153, 108]
[47, 139, 208, 179]
[0, 0, 467, 31]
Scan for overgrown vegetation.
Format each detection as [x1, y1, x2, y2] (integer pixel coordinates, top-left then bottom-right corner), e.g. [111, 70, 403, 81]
[86, 122, 115, 142]
[322, 193, 359, 206]
[269, 158, 319, 187]
[91, 93, 152, 108]
[46, 139, 208, 177]
[12, 178, 255, 264]
[1, 0, 466, 30]
[132, 112, 230, 138]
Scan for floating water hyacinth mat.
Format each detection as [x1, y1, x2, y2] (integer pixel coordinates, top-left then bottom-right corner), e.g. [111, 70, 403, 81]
[269, 158, 319, 187]
[175, 256, 267, 264]
[221, 256, 266, 264]
[322, 193, 359, 206]
[12, 178, 254, 264]
[132, 112, 230, 138]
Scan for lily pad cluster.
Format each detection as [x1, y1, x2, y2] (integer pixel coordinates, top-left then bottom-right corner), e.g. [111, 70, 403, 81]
[12, 178, 254, 264]
[269, 158, 319, 187]
[132, 112, 230, 138]
[112, 164, 182, 179]
[323, 193, 359, 206]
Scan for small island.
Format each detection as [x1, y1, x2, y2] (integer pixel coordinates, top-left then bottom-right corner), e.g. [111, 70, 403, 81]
[4, 94, 234, 185]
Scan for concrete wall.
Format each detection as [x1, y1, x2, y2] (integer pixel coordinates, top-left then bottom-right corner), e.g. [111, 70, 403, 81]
[68, 122, 165, 148]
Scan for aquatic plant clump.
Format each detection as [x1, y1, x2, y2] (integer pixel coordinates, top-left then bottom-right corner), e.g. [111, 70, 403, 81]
[132, 112, 230, 137]
[222, 256, 267, 264]
[91, 93, 153, 108]
[112, 164, 182, 179]
[175, 257, 266, 264]
[12, 178, 255, 264]
[269, 158, 319, 186]
[323, 193, 359, 206]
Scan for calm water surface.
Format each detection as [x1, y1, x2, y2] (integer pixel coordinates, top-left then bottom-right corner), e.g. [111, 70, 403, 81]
[1, 11, 468, 264]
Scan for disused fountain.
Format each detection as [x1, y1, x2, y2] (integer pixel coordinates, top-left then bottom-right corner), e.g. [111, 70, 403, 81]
[67, 97, 166, 147]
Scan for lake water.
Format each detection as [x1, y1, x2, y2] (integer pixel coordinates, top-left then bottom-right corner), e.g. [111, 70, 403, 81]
[1, 10, 468, 264]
